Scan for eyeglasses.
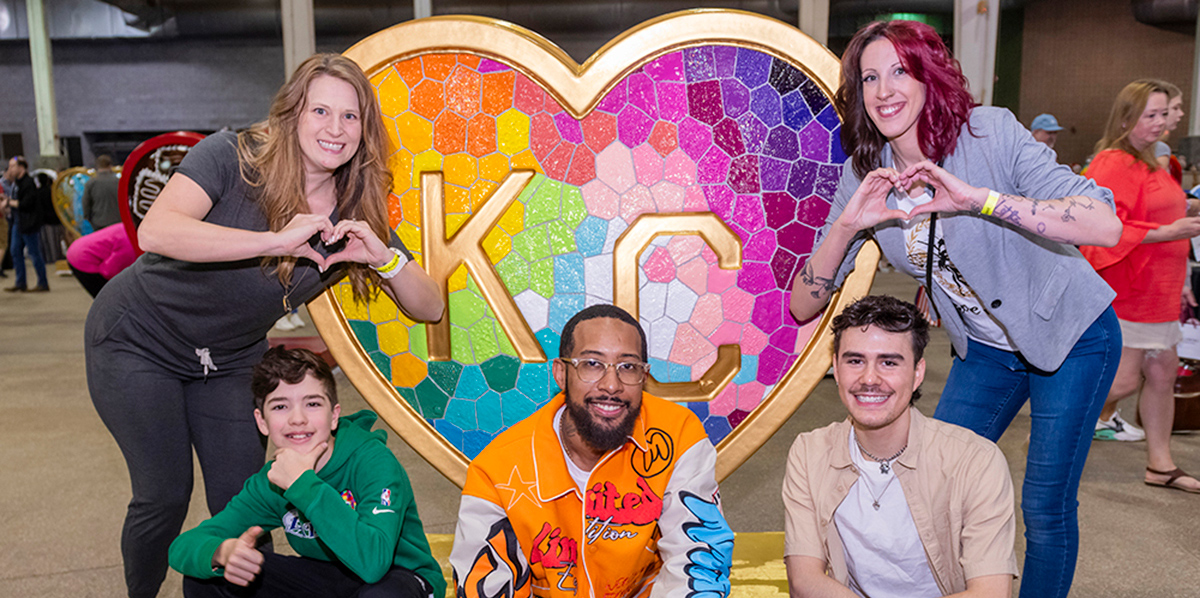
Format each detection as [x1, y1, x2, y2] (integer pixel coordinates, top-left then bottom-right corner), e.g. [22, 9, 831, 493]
[561, 358, 650, 385]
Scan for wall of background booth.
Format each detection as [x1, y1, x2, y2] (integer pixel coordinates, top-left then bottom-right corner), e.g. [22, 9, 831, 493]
[1018, 0, 1196, 168]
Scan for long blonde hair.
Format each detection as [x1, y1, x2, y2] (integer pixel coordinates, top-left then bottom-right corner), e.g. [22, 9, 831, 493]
[1094, 80, 1170, 170]
[237, 53, 392, 302]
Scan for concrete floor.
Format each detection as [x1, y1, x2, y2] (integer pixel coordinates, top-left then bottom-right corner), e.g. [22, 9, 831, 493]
[2, 266, 1199, 597]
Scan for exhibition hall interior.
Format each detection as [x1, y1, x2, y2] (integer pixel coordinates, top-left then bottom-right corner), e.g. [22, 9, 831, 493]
[3, 0, 1200, 597]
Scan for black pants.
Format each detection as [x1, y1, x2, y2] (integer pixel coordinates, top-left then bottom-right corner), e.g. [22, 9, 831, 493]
[1, 217, 13, 271]
[183, 553, 431, 598]
[86, 300, 268, 598]
[70, 264, 108, 297]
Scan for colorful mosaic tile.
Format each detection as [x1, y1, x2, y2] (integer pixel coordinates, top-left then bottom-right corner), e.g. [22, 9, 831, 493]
[341, 47, 842, 457]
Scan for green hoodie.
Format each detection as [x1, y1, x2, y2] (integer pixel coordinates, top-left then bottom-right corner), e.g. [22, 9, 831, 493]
[168, 410, 444, 596]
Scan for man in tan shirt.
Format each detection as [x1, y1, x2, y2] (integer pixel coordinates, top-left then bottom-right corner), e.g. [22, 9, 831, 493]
[783, 295, 1017, 597]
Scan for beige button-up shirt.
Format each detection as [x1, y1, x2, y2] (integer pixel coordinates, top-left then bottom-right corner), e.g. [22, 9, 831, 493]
[782, 408, 1018, 594]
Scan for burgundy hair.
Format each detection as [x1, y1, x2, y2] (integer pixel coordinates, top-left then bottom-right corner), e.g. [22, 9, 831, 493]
[835, 20, 977, 178]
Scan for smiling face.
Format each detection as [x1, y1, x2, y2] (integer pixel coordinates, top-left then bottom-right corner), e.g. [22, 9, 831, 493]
[255, 372, 341, 457]
[296, 74, 363, 178]
[860, 38, 927, 157]
[833, 324, 925, 434]
[553, 317, 645, 453]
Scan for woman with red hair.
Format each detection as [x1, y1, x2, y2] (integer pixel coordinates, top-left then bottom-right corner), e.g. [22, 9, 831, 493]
[790, 20, 1122, 598]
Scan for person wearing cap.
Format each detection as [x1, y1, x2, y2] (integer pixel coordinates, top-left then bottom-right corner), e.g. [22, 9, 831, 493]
[1031, 114, 1064, 149]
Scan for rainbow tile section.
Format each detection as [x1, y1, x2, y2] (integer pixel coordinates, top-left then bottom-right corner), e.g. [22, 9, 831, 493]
[336, 47, 844, 458]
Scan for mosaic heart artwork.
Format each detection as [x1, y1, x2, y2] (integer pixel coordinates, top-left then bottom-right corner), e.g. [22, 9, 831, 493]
[53, 166, 94, 242]
[309, 11, 878, 485]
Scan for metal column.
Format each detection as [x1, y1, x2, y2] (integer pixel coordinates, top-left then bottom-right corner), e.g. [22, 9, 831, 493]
[954, 0, 999, 106]
[797, 0, 830, 47]
[25, 0, 63, 168]
[282, 0, 316, 78]
[414, 0, 432, 20]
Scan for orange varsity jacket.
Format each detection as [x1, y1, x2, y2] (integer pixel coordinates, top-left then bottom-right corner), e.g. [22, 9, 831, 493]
[448, 392, 733, 598]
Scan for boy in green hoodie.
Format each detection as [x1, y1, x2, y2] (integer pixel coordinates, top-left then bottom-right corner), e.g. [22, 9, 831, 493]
[168, 346, 445, 598]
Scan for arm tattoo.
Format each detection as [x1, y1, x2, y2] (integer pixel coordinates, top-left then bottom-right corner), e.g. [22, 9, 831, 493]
[992, 199, 1023, 227]
[1060, 196, 1094, 223]
[799, 262, 837, 299]
[1037, 219, 1077, 244]
[1025, 195, 1055, 216]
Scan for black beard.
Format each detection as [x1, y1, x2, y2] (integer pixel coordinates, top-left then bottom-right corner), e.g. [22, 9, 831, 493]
[564, 393, 638, 453]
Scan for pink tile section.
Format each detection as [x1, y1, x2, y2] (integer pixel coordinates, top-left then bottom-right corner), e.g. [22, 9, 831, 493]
[689, 293, 723, 335]
[642, 247, 676, 283]
[669, 323, 715, 366]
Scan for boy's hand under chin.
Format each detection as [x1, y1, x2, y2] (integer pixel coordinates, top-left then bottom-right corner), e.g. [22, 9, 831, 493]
[268, 441, 330, 490]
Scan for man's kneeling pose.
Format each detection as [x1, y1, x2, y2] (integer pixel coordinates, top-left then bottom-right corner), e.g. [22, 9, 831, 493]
[783, 296, 1018, 597]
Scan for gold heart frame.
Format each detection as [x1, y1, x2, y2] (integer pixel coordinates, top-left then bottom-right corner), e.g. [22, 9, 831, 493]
[309, 9, 878, 486]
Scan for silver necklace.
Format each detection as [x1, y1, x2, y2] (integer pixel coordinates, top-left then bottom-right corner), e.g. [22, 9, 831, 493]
[862, 474, 897, 511]
[855, 436, 907, 475]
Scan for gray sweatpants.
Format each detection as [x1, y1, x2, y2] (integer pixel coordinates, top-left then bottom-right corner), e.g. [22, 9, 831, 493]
[86, 298, 268, 598]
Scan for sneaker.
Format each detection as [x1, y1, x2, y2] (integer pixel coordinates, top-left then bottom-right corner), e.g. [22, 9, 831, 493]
[287, 311, 306, 329]
[273, 315, 297, 332]
[1095, 411, 1146, 441]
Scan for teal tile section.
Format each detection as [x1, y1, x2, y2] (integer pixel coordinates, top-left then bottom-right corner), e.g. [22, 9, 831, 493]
[368, 351, 391, 380]
[457, 365, 488, 399]
[428, 361, 464, 396]
[516, 362, 552, 402]
[445, 398, 478, 430]
[476, 390, 504, 434]
[348, 320, 379, 353]
[501, 389, 539, 427]
[396, 386, 418, 414]
[414, 378, 449, 419]
[480, 354, 520, 392]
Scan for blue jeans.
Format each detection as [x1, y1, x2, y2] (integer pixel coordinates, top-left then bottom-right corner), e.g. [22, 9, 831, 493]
[10, 213, 47, 289]
[934, 307, 1119, 598]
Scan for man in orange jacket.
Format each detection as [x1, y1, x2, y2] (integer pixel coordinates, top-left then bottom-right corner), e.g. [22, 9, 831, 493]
[449, 304, 733, 598]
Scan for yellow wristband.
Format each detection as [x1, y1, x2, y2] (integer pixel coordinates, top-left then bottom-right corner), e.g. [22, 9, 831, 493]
[372, 247, 409, 279]
[374, 252, 401, 274]
[980, 190, 1000, 216]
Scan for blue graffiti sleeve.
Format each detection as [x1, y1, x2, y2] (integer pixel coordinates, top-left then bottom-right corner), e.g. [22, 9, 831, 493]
[679, 491, 734, 598]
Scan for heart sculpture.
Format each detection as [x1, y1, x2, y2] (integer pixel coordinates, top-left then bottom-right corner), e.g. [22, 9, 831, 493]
[309, 10, 879, 486]
[52, 166, 94, 243]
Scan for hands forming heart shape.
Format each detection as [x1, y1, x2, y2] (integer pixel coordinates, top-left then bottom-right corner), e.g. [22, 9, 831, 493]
[275, 214, 392, 272]
[839, 160, 987, 233]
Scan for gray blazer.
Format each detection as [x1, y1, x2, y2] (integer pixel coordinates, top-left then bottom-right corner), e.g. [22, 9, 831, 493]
[821, 107, 1116, 371]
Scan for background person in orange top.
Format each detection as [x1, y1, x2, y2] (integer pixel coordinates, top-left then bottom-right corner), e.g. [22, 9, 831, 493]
[1084, 80, 1200, 493]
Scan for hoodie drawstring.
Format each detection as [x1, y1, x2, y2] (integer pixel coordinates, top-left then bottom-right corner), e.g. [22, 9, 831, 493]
[195, 347, 218, 380]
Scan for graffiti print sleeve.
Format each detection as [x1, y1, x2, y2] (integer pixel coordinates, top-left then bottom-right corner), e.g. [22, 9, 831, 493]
[649, 440, 733, 598]
[451, 491, 533, 598]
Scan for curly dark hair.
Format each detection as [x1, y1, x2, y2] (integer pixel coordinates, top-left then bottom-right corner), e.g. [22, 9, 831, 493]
[831, 295, 930, 402]
[251, 345, 337, 411]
